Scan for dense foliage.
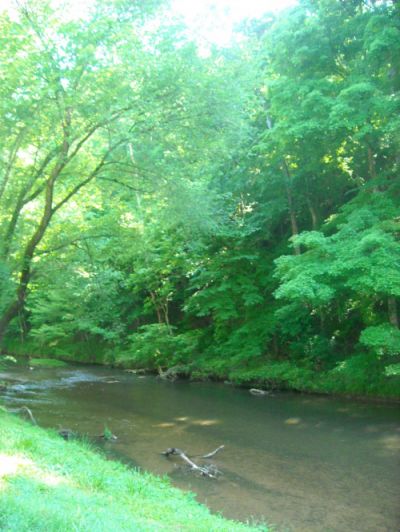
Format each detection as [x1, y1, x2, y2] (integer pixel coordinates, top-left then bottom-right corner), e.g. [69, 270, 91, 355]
[1, 0, 399, 397]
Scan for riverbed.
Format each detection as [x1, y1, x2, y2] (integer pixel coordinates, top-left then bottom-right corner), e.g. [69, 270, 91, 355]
[1, 364, 399, 531]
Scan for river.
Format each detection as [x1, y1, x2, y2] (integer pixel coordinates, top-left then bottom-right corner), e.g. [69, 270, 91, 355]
[1, 364, 399, 531]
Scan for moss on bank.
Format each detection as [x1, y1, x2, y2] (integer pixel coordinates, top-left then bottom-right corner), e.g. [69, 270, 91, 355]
[0, 412, 262, 531]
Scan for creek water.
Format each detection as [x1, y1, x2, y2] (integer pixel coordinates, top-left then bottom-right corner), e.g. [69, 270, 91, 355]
[1, 364, 399, 531]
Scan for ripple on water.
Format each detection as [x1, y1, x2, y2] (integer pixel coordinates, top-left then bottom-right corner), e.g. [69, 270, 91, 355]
[4, 370, 108, 394]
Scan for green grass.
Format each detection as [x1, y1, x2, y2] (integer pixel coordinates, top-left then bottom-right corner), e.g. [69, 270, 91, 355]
[3, 337, 108, 365]
[0, 411, 263, 531]
[29, 358, 69, 368]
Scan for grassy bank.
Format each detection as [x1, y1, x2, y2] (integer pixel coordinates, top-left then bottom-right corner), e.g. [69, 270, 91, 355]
[190, 358, 400, 400]
[3, 337, 400, 399]
[0, 411, 262, 531]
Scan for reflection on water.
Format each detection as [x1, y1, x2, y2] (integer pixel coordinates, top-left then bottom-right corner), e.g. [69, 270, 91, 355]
[380, 434, 400, 452]
[1, 365, 399, 531]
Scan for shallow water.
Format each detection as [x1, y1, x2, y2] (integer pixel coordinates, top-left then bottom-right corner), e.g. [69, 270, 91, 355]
[1, 365, 399, 531]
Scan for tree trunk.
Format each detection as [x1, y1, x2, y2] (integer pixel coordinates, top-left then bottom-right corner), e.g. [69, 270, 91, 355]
[367, 146, 377, 181]
[388, 296, 399, 328]
[0, 300, 22, 343]
[161, 301, 171, 332]
[1, 191, 25, 259]
[0, 177, 55, 343]
[0, 112, 123, 343]
[265, 113, 300, 255]
[0, 111, 70, 343]
[272, 334, 279, 357]
[1, 149, 59, 260]
[149, 291, 163, 324]
[307, 197, 319, 230]
[282, 160, 300, 255]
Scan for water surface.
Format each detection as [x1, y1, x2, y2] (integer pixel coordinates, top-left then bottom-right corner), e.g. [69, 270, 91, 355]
[1, 365, 399, 531]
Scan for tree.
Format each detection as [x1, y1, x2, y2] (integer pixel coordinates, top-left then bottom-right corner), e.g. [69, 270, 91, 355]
[0, 0, 241, 343]
[1, 0, 399, 396]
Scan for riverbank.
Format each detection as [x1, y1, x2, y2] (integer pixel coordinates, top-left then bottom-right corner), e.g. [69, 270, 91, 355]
[3, 339, 400, 400]
[0, 411, 262, 531]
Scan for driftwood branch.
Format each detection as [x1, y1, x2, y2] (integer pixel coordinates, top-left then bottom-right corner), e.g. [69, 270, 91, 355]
[157, 366, 179, 382]
[249, 388, 274, 396]
[9, 405, 37, 425]
[202, 445, 225, 459]
[162, 445, 224, 478]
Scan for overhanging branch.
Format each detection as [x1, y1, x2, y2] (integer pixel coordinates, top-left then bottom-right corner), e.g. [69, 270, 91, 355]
[36, 234, 117, 256]
[51, 139, 126, 214]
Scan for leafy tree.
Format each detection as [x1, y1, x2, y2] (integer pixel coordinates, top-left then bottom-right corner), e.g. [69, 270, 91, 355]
[1, 0, 399, 397]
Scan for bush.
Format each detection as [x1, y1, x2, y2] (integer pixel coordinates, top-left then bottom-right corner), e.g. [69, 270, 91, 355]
[360, 324, 400, 357]
[116, 324, 198, 369]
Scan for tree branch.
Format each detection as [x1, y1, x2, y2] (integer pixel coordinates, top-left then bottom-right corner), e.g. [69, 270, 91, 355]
[0, 128, 26, 202]
[52, 140, 125, 214]
[97, 176, 150, 193]
[36, 234, 117, 256]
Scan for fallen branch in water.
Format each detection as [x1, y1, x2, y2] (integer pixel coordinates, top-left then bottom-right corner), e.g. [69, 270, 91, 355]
[249, 388, 274, 396]
[157, 366, 178, 382]
[9, 406, 37, 425]
[161, 445, 224, 478]
[202, 445, 225, 458]
[162, 448, 217, 478]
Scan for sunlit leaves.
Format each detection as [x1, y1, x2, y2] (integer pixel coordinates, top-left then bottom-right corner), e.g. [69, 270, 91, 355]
[360, 324, 400, 357]
[0, 0, 399, 396]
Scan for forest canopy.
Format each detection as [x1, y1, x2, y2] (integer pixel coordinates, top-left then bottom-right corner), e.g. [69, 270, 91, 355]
[0, 0, 399, 397]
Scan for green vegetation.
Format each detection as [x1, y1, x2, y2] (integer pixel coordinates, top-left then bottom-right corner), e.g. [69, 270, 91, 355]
[29, 358, 68, 368]
[0, 0, 399, 398]
[0, 411, 261, 531]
